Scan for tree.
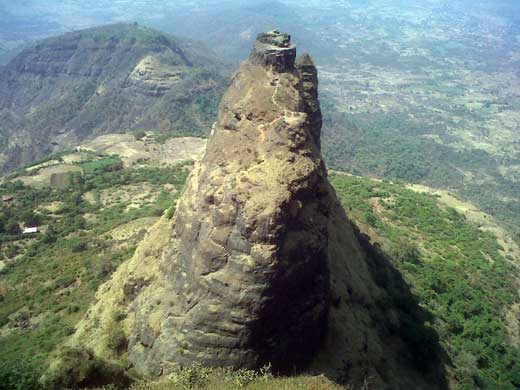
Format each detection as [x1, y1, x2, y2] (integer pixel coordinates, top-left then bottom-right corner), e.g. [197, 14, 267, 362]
[390, 237, 421, 264]
[5, 221, 21, 236]
[42, 225, 58, 244]
[21, 210, 41, 228]
[133, 130, 146, 141]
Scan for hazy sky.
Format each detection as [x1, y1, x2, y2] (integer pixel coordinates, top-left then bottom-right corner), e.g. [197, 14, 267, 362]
[1, 0, 518, 64]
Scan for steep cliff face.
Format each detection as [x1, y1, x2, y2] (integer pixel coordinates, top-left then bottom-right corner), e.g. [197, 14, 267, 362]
[49, 31, 446, 389]
[0, 23, 227, 172]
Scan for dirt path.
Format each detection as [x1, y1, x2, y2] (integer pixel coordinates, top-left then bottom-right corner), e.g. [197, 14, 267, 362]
[256, 69, 301, 142]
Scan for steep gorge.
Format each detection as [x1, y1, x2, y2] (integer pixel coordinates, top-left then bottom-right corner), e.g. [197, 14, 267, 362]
[46, 31, 447, 389]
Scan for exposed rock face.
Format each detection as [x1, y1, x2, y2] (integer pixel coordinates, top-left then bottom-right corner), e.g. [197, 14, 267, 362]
[56, 31, 447, 389]
[250, 30, 296, 71]
[139, 30, 331, 371]
[75, 30, 329, 373]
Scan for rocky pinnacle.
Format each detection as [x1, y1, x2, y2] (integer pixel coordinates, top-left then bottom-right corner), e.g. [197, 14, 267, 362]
[51, 31, 447, 390]
[67, 30, 330, 375]
[139, 30, 330, 372]
[250, 30, 297, 71]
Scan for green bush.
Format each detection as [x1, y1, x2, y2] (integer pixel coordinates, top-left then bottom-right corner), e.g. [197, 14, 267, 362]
[41, 346, 129, 390]
[389, 237, 421, 264]
[5, 221, 20, 236]
[0, 357, 42, 390]
[107, 328, 128, 353]
[169, 363, 211, 389]
[133, 131, 147, 141]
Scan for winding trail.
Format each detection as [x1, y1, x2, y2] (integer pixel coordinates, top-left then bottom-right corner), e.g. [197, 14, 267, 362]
[256, 70, 302, 142]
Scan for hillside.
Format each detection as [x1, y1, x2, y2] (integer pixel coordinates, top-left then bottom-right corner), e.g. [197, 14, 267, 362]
[0, 138, 518, 388]
[0, 134, 343, 390]
[0, 23, 227, 173]
[0, 134, 195, 387]
[331, 173, 520, 389]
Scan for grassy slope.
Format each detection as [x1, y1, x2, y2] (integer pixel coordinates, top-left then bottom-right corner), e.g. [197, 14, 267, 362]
[0, 153, 189, 389]
[330, 173, 520, 389]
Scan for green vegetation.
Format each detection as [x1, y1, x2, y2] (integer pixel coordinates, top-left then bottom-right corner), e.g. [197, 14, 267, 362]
[323, 110, 520, 241]
[0, 22, 226, 173]
[0, 154, 189, 390]
[124, 363, 343, 390]
[133, 131, 147, 141]
[2, 159, 519, 389]
[330, 173, 520, 389]
[77, 156, 122, 174]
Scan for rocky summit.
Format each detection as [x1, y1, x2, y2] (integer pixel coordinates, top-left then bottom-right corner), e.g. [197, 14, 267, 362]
[250, 30, 296, 71]
[46, 31, 447, 389]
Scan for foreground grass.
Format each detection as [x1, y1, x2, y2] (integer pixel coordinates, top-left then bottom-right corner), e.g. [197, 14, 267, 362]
[123, 365, 345, 390]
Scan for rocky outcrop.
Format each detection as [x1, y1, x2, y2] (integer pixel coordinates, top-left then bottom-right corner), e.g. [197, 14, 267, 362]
[50, 31, 447, 389]
[250, 30, 296, 71]
[130, 30, 331, 372]
[67, 29, 330, 374]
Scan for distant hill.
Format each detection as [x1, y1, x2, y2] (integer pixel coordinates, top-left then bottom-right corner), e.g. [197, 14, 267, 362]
[0, 23, 228, 173]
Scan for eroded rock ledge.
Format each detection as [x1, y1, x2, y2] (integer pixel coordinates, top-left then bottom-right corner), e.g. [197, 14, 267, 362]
[250, 30, 297, 71]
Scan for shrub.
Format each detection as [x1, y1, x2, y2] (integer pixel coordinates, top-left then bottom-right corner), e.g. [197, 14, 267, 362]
[166, 207, 175, 219]
[112, 309, 127, 323]
[169, 363, 211, 389]
[389, 237, 421, 264]
[5, 221, 21, 236]
[41, 346, 130, 390]
[133, 131, 147, 141]
[107, 329, 128, 353]
[71, 240, 88, 253]
[0, 357, 42, 390]
[227, 368, 259, 388]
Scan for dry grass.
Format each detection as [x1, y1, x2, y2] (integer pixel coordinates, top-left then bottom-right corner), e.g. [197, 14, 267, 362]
[407, 184, 520, 261]
[126, 369, 345, 390]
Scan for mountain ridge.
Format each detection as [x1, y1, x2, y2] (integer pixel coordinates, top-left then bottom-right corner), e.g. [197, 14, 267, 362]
[0, 23, 228, 173]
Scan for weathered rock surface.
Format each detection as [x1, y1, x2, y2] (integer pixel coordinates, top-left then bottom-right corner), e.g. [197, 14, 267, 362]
[54, 31, 447, 389]
[250, 30, 296, 71]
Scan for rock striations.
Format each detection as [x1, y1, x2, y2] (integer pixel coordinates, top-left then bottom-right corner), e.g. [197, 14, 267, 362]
[49, 31, 447, 389]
